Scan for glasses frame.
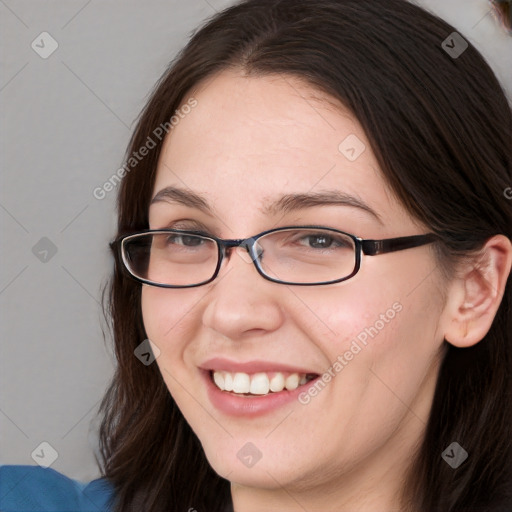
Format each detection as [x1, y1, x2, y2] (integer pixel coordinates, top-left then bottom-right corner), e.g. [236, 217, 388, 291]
[110, 226, 438, 288]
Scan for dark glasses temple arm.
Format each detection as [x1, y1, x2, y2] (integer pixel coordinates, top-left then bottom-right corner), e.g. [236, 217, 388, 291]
[361, 233, 438, 256]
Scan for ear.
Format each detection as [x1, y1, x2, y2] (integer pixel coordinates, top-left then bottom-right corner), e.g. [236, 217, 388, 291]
[443, 235, 512, 348]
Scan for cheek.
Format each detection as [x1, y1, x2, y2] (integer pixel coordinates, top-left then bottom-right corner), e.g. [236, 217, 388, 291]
[289, 285, 404, 358]
[141, 287, 204, 414]
[314, 281, 443, 377]
[290, 278, 443, 417]
[141, 286, 202, 349]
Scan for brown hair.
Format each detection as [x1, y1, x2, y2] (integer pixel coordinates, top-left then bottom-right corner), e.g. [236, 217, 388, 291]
[98, 1, 512, 510]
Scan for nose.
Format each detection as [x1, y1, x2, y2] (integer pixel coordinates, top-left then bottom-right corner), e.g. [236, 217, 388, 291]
[201, 246, 285, 339]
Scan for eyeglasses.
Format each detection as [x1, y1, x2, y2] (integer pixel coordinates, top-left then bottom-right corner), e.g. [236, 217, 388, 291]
[111, 226, 437, 288]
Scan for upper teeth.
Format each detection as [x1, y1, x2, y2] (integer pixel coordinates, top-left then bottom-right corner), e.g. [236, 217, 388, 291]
[212, 371, 315, 395]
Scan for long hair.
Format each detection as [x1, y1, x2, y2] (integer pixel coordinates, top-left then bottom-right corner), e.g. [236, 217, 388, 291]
[97, 1, 512, 510]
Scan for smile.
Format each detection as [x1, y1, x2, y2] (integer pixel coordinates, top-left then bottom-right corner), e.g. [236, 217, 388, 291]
[211, 370, 318, 396]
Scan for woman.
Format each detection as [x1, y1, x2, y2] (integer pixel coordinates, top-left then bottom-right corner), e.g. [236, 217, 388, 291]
[1, 0, 511, 510]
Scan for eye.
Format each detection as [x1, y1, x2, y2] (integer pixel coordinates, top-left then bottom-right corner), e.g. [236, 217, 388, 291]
[166, 234, 205, 247]
[296, 232, 350, 250]
[304, 234, 335, 249]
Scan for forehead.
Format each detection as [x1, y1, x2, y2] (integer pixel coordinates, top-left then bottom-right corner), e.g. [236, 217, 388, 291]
[157, 70, 361, 176]
[152, 70, 411, 230]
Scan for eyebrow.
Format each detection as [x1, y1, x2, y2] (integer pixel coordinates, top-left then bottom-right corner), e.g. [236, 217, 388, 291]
[150, 186, 212, 213]
[150, 186, 382, 224]
[262, 191, 383, 224]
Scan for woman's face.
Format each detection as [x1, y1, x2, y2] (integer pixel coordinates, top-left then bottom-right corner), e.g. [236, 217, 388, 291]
[142, 70, 448, 499]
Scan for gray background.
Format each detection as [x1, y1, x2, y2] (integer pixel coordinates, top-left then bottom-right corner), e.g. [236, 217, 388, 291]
[1, 0, 511, 483]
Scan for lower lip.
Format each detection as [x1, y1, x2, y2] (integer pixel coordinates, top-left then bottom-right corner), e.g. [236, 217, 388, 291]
[201, 370, 320, 417]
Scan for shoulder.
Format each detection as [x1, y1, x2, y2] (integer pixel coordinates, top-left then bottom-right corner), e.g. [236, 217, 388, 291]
[0, 464, 115, 511]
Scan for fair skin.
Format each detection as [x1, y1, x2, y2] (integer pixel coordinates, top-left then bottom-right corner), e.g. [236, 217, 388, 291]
[141, 70, 512, 512]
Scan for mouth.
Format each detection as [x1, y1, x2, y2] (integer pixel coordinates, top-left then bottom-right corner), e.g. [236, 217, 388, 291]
[199, 358, 323, 416]
[209, 369, 319, 396]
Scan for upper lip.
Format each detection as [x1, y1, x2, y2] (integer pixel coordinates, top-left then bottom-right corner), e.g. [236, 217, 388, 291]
[199, 357, 319, 375]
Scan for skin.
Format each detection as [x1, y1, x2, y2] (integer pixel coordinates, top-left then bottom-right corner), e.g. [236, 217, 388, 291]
[141, 69, 512, 512]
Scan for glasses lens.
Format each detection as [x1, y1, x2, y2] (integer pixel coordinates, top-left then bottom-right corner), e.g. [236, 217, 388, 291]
[122, 232, 218, 286]
[256, 228, 356, 284]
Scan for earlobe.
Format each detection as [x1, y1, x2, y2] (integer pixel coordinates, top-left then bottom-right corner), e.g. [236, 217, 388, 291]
[443, 235, 512, 348]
